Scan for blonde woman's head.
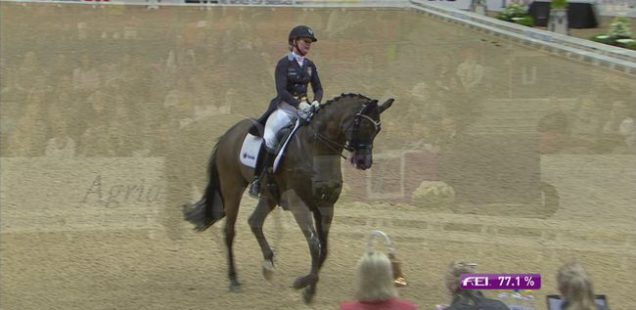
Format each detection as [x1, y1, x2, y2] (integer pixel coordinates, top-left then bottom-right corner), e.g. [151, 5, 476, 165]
[557, 262, 597, 310]
[355, 251, 398, 302]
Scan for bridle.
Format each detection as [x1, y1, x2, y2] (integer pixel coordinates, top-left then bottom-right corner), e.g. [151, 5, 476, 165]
[311, 102, 382, 159]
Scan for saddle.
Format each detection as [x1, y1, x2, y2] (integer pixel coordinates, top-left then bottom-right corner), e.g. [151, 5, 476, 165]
[242, 102, 318, 173]
[240, 119, 301, 174]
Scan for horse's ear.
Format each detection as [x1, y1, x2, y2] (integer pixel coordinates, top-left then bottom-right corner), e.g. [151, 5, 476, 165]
[378, 98, 394, 113]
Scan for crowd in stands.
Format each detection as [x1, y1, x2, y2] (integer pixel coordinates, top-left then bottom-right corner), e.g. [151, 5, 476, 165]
[1, 4, 634, 159]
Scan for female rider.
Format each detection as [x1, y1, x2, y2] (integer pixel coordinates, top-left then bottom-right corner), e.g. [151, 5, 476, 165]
[249, 25, 323, 198]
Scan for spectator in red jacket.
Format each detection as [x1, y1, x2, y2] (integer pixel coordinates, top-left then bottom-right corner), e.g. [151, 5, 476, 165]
[340, 251, 417, 310]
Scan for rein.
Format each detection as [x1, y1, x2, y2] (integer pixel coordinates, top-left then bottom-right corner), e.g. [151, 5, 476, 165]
[311, 129, 350, 160]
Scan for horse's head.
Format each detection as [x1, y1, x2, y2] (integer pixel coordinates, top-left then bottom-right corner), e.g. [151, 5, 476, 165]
[344, 98, 394, 170]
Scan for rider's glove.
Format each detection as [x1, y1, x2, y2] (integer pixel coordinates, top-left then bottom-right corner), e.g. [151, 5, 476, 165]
[298, 100, 312, 113]
[311, 100, 320, 111]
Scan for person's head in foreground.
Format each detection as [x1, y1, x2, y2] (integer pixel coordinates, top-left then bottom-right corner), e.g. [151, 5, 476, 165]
[444, 261, 509, 310]
[340, 251, 417, 310]
[445, 261, 479, 299]
[557, 262, 607, 310]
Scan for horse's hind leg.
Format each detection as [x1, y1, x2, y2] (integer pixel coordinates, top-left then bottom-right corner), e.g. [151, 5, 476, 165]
[221, 183, 246, 292]
[248, 196, 277, 280]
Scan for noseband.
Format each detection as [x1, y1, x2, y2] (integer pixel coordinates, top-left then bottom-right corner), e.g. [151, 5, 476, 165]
[343, 104, 382, 152]
[312, 102, 382, 157]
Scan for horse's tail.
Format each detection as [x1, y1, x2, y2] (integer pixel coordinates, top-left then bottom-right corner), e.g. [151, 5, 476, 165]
[182, 141, 225, 232]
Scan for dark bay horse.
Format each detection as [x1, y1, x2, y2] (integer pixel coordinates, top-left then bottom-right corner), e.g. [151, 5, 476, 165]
[183, 93, 394, 303]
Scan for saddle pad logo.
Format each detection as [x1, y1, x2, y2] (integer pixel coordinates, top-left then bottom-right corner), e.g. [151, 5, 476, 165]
[242, 152, 255, 160]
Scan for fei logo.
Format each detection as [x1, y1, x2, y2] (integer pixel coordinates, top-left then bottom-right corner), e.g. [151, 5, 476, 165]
[460, 273, 542, 290]
[461, 274, 490, 289]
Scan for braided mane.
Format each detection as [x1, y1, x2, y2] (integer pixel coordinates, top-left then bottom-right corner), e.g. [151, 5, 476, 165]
[317, 93, 373, 111]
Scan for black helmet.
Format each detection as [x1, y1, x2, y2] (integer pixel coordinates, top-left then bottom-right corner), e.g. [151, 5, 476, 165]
[288, 25, 317, 45]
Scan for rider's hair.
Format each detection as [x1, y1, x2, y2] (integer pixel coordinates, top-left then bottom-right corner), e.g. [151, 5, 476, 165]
[289, 38, 298, 52]
[557, 262, 597, 310]
[354, 251, 398, 302]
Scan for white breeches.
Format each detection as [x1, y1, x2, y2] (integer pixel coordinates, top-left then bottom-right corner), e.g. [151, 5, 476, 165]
[263, 104, 297, 150]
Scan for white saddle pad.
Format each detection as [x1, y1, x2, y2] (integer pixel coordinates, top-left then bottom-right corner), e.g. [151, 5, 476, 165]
[239, 134, 262, 169]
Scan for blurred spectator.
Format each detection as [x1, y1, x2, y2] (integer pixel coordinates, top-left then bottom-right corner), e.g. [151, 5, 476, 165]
[568, 96, 603, 153]
[404, 121, 437, 152]
[556, 262, 610, 310]
[434, 55, 460, 95]
[339, 251, 417, 310]
[409, 81, 446, 121]
[108, 102, 134, 156]
[600, 101, 635, 153]
[538, 107, 570, 154]
[618, 116, 636, 153]
[456, 48, 484, 93]
[100, 61, 123, 87]
[73, 55, 100, 93]
[443, 261, 509, 310]
[78, 90, 115, 157]
[15, 51, 39, 91]
[171, 35, 197, 69]
[595, 74, 633, 111]
[602, 101, 632, 135]
[163, 78, 195, 127]
[325, 9, 359, 39]
[77, 21, 89, 40]
[45, 121, 76, 158]
[123, 16, 140, 40]
[7, 92, 48, 157]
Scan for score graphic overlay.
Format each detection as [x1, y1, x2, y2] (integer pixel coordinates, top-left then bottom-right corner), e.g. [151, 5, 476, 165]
[460, 274, 541, 290]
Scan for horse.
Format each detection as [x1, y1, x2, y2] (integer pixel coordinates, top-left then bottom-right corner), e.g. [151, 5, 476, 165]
[183, 93, 394, 303]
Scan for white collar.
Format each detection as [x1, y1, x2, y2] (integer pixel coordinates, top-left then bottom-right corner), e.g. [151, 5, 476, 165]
[291, 52, 305, 65]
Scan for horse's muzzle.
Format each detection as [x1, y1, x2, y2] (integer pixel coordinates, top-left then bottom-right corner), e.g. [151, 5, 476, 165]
[350, 151, 372, 170]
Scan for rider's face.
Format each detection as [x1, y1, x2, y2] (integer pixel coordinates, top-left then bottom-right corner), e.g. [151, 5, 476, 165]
[295, 38, 312, 55]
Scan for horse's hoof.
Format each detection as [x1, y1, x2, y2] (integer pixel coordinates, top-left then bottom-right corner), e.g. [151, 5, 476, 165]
[293, 274, 317, 289]
[262, 260, 275, 281]
[302, 288, 315, 304]
[229, 281, 242, 293]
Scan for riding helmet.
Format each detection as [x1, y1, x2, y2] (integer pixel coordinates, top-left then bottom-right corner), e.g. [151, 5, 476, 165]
[288, 25, 317, 44]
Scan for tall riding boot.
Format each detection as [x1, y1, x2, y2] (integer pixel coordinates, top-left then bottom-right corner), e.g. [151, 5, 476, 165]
[249, 149, 276, 198]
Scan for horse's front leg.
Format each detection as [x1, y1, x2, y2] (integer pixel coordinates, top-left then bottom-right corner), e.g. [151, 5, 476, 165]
[290, 204, 321, 303]
[315, 205, 333, 269]
[297, 205, 333, 303]
[247, 196, 277, 280]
